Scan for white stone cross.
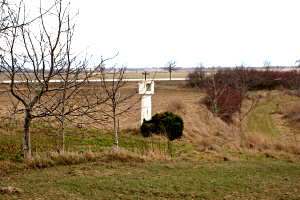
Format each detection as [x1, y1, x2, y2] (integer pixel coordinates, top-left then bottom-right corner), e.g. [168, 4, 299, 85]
[138, 80, 154, 125]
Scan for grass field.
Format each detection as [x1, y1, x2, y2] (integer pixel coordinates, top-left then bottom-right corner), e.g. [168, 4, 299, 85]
[1, 159, 300, 199]
[1, 82, 300, 199]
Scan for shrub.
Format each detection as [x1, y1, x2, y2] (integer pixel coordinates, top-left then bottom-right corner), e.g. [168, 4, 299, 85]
[186, 67, 300, 92]
[186, 67, 206, 88]
[140, 121, 156, 137]
[140, 112, 184, 141]
[203, 86, 242, 123]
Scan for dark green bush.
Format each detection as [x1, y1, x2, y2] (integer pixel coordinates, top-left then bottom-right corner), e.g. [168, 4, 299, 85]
[140, 120, 156, 137]
[140, 112, 184, 141]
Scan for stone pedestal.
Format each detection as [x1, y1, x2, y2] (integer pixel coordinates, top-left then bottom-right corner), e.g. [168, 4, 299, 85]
[138, 80, 154, 124]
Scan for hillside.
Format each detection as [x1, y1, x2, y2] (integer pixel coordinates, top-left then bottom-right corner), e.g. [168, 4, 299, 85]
[1, 81, 300, 160]
[1, 81, 300, 199]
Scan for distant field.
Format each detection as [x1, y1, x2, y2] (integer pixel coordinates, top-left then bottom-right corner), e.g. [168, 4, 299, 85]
[2, 67, 300, 82]
[124, 71, 189, 79]
[0, 71, 190, 82]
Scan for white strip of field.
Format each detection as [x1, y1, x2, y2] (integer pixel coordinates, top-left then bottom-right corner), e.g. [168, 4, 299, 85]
[0, 78, 188, 84]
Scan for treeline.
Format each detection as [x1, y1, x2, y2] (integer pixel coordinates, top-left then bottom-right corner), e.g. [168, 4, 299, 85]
[188, 67, 300, 91]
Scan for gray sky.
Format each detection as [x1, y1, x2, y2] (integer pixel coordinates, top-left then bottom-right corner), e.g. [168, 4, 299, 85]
[59, 0, 300, 67]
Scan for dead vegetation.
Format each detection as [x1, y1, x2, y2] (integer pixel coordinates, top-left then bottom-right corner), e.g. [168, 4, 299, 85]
[152, 85, 300, 158]
[0, 147, 172, 176]
[239, 132, 300, 155]
[282, 101, 300, 130]
[0, 186, 22, 194]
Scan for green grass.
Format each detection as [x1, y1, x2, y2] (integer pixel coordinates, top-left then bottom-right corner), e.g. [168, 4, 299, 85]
[246, 94, 298, 136]
[1, 160, 299, 199]
[246, 100, 280, 136]
[0, 121, 192, 161]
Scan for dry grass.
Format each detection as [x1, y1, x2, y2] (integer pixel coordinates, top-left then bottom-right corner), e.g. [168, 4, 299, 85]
[0, 160, 25, 176]
[25, 149, 162, 169]
[24, 151, 101, 168]
[166, 99, 186, 114]
[102, 147, 170, 162]
[239, 132, 300, 155]
[282, 101, 300, 130]
[0, 147, 171, 174]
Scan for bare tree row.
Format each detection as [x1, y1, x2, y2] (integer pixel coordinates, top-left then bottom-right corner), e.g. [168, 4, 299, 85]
[0, 0, 135, 158]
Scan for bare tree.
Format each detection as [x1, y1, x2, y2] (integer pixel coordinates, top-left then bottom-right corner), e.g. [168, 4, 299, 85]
[202, 66, 260, 126]
[164, 60, 178, 80]
[263, 60, 271, 70]
[186, 65, 206, 88]
[0, 0, 102, 158]
[230, 66, 260, 131]
[98, 66, 137, 149]
[295, 59, 300, 68]
[204, 73, 228, 117]
[0, 0, 18, 35]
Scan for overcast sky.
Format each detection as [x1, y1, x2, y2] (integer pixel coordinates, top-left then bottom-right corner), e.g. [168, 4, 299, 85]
[70, 0, 300, 68]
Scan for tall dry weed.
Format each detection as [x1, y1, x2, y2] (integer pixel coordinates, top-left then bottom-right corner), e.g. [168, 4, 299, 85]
[240, 132, 300, 155]
[25, 151, 101, 168]
[282, 102, 300, 125]
[101, 148, 146, 163]
[103, 147, 171, 162]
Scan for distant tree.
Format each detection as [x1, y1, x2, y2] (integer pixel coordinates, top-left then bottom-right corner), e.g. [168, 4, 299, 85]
[186, 66, 206, 88]
[263, 60, 271, 70]
[164, 60, 178, 80]
[296, 59, 300, 68]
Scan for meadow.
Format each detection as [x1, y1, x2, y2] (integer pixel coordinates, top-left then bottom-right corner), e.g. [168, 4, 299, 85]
[1, 159, 300, 199]
[1, 70, 300, 199]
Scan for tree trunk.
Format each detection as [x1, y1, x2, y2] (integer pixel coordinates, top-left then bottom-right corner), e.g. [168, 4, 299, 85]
[113, 116, 119, 149]
[238, 111, 243, 133]
[113, 108, 119, 149]
[23, 111, 32, 158]
[60, 120, 65, 153]
[60, 92, 66, 153]
[169, 71, 171, 80]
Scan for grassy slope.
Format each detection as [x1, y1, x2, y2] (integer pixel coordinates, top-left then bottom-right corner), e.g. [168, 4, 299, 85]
[246, 100, 280, 136]
[1, 159, 300, 200]
[246, 91, 299, 136]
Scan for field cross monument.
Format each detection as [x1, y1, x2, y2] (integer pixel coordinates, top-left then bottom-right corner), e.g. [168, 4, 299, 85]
[138, 73, 154, 125]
